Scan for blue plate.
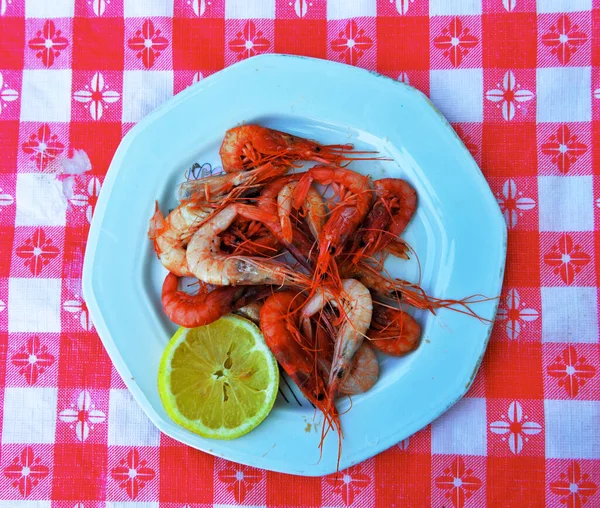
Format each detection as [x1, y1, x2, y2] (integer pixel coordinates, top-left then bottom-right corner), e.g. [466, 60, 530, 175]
[83, 54, 507, 476]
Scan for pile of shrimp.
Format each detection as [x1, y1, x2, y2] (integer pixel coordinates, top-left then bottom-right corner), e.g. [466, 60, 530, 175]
[148, 124, 488, 461]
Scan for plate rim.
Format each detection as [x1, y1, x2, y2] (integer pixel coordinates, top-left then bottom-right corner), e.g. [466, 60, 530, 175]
[83, 53, 507, 476]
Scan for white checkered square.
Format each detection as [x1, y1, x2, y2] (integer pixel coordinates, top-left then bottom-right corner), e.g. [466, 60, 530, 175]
[20, 70, 72, 123]
[122, 70, 173, 123]
[8, 278, 61, 333]
[225, 0, 276, 19]
[538, 176, 594, 232]
[537, 67, 591, 122]
[106, 504, 160, 508]
[536, 0, 592, 13]
[124, 0, 173, 17]
[545, 400, 600, 459]
[2, 387, 58, 444]
[541, 287, 598, 343]
[430, 0, 481, 15]
[26, 0, 74, 18]
[431, 398, 487, 455]
[15, 174, 67, 227]
[327, 0, 376, 20]
[108, 389, 160, 446]
[430, 69, 483, 122]
[0, 502, 52, 508]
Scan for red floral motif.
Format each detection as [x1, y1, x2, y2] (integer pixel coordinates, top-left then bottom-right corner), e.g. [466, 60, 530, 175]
[550, 462, 598, 508]
[218, 464, 262, 503]
[544, 234, 591, 285]
[496, 288, 539, 340]
[15, 228, 60, 276]
[331, 21, 373, 66]
[11, 337, 55, 385]
[4, 447, 49, 498]
[548, 345, 596, 398]
[541, 124, 587, 174]
[28, 20, 69, 67]
[111, 449, 156, 500]
[128, 19, 168, 69]
[325, 465, 371, 506]
[542, 15, 588, 65]
[22, 124, 65, 170]
[435, 457, 482, 508]
[433, 17, 478, 67]
[228, 21, 270, 61]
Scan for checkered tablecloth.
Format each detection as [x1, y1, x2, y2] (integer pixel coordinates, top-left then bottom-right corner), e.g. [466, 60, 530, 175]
[0, 0, 599, 506]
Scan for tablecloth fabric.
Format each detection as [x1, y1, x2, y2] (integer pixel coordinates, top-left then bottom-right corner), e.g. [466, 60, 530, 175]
[0, 0, 599, 506]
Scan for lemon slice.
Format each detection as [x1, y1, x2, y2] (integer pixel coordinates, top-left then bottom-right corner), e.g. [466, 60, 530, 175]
[158, 315, 279, 440]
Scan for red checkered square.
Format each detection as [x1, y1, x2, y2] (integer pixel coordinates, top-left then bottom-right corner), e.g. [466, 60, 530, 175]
[55, 388, 108, 444]
[174, 0, 225, 18]
[0, 17, 25, 69]
[500, 219, 542, 275]
[172, 17, 225, 70]
[465, 366, 486, 397]
[484, 341, 544, 399]
[482, 0, 536, 13]
[540, 232, 596, 287]
[71, 71, 122, 122]
[543, 343, 600, 400]
[322, 460, 375, 508]
[430, 16, 482, 70]
[25, 18, 73, 70]
[538, 12, 592, 68]
[0, 228, 14, 276]
[452, 122, 482, 164]
[274, 19, 328, 59]
[375, 447, 431, 507]
[593, 8, 600, 66]
[377, 16, 429, 71]
[52, 443, 107, 500]
[69, 121, 122, 175]
[486, 456, 546, 506]
[159, 443, 214, 503]
[0, 70, 22, 121]
[489, 176, 538, 231]
[431, 455, 486, 508]
[10, 226, 64, 278]
[545, 459, 600, 507]
[72, 17, 124, 71]
[173, 69, 215, 95]
[0, 121, 20, 173]
[125, 17, 173, 70]
[266, 470, 322, 506]
[75, 0, 124, 17]
[276, 0, 326, 19]
[377, 0, 428, 16]
[107, 446, 160, 502]
[0, 444, 54, 500]
[481, 123, 537, 177]
[61, 225, 88, 280]
[495, 286, 542, 341]
[482, 13, 537, 68]
[214, 457, 267, 505]
[225, 19, 274, 66]
[487, 399, 545, 457]
[17, 122, 69, 173]
[57, 333, 112, 389]
[593, 120, 600, 172]
[538, 122, 592, 176]
[5, 333, 59, 387]
[484, 68, 536, 123]
[328, 18, 377, 70]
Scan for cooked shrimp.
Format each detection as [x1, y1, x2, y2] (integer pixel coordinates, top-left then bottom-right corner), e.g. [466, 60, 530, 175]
[319, 342, 379, 396]
[277, 181, 325, 243]
[367, 304, 421, 356]
[219, 124, 373, 173]
[260, 291, 340, 435]
[300, 279, 373, 396]
[293, 166, 372, 279]
[161, 272, 244, 328]
[148, 201, 212, 276]
[186, 203, 309, 286]
[353, 178, 417, 262]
